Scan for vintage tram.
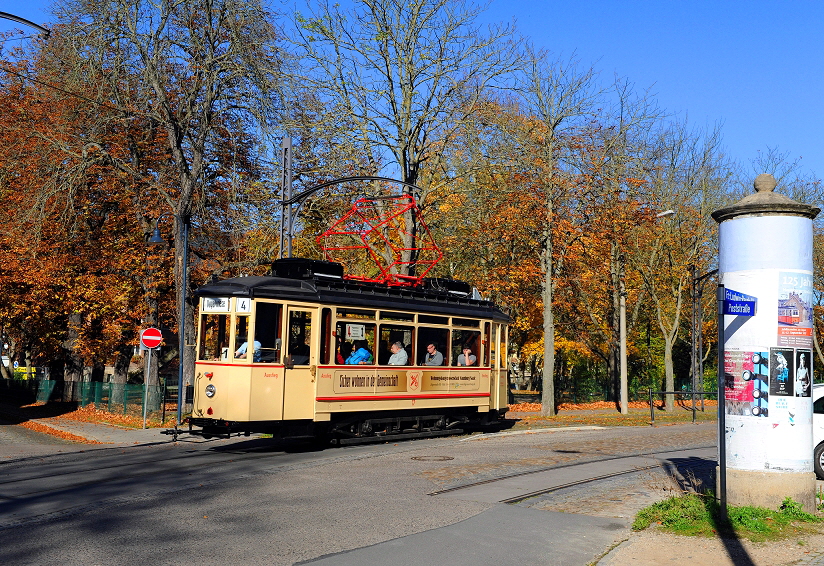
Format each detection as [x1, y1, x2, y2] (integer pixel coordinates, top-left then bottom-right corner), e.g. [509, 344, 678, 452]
[188, 258, 510, 443]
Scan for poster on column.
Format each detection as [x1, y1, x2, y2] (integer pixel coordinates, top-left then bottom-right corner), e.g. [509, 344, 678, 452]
[769, 347, 794, 397]
[777, 271, 813, 348]
[724, 349, 768, 417]
[795, 349, 812, 397]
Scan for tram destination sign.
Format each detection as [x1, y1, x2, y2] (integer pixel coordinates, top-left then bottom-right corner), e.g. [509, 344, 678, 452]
[723, 288, 757, 317]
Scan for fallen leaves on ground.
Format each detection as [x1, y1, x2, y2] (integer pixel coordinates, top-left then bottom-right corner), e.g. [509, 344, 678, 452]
[18, 402, 174, 429]
[42, 403, 171, 428]
[17, 420, 101, 444]
[508, 399, 718, 412]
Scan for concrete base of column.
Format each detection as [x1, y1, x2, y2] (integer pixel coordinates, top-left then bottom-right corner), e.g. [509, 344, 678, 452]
[717, 467, 816, 512]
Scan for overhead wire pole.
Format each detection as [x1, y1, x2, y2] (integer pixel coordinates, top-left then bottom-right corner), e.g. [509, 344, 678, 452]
[278, 170, 428, 263]
[690, 265, 718, 412]
[149, 214, 190, 429]
[279, 137, 293, 259]
[0, 12, 51, 38]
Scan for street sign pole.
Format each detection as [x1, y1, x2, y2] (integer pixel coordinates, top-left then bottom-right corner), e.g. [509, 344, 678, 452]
[717, 284, 727, 520]
[139, 327, 163, 430]
[143, 347, 152, 429]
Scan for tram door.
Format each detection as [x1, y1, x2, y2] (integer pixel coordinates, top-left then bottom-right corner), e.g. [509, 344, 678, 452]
[283, 306, 316, 420]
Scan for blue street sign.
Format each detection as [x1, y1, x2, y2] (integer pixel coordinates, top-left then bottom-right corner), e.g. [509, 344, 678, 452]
[724, 288, 757, 316]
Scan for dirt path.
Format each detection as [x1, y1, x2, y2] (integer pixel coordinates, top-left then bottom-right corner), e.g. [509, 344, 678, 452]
[599, 529, 824, 565]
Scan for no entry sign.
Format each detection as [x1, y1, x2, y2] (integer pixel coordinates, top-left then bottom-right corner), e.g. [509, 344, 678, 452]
[140, 327, 163, 349]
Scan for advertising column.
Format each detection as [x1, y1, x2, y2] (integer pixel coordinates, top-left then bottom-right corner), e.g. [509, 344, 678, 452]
[713, 174, 819, 511]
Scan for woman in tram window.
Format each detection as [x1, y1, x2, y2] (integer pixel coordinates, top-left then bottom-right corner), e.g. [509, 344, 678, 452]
[457, 345, 476, 366]
[346, 340, 373, 365]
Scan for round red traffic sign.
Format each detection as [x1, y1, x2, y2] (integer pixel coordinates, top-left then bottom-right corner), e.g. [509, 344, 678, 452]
[140, 327, 163, 349]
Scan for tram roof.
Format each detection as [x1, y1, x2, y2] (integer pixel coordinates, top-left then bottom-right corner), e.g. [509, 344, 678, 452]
[195, 274, 510, 323]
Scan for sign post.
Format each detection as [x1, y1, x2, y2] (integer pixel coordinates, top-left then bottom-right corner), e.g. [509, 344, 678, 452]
[722, 288, 758, 317]
[140, 328, 163, 429]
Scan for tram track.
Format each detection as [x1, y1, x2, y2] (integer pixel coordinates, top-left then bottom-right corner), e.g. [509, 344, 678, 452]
[428, 444, 716, 504]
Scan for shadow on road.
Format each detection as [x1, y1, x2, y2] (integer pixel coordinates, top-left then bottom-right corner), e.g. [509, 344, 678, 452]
[0, 389, 79, 426]
[661, 456, 755, 566]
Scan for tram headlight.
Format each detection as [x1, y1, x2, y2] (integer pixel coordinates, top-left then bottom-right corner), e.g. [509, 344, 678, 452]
[205, 384, 216, 398]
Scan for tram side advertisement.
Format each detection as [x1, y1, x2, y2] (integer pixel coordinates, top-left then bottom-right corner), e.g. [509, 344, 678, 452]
[327, 368, 483, 395]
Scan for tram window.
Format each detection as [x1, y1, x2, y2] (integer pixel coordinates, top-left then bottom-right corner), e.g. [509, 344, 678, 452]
[417, 328, 449, 366]
[380, 311, 415, 322]
[483, 322, 491, 366]
[451, 329, 480, 366]
[233, 315, 258, 361]
[452, 318, 479, 328]
[287, 311, 313, 365]
[336, 321, 376, 364]
[199, 314, 229, 361]
[490, 325, 498, 369]
[338, 308, 376, 320]
[378, 324, 414, 365]
[500, 325, 508, 368]
[254, 302, 282, 363]
[321, 308, 332, 364]
[419, 314, 448, 325]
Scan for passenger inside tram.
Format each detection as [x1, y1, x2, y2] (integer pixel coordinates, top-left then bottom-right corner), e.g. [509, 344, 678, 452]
[387, 341, 408, 365]
[289, 336, 310, 365]
[423, 343, 444, 366]
[336, 340, 353, 364]
[346, 340, 373, 365]
[457, 345, 476, 366]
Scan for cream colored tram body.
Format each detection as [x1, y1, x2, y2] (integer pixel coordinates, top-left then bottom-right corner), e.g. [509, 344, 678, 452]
[191, 259, 510, 443]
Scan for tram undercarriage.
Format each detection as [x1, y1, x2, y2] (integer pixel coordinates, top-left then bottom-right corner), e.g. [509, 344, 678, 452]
[170, 408, 509, 444]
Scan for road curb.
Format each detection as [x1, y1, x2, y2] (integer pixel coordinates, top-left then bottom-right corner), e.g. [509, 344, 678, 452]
[462, 425, 604, 441]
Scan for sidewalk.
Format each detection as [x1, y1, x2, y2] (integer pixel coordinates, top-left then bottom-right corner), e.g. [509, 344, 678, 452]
[25, 414, 170, 445]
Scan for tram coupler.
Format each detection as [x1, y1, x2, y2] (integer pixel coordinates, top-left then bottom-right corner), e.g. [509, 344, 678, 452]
[160, 418, 193, 441]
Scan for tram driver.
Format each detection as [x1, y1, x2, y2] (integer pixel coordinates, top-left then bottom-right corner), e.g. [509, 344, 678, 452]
[235, 340, 261, 361]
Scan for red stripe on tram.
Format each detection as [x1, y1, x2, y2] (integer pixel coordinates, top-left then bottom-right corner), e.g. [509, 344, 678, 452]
[316, 393, 490, 402]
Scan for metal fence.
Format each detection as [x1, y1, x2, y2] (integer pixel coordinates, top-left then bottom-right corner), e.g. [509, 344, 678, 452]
[0, 378, 193, 422]
[648, 389, 719, 423]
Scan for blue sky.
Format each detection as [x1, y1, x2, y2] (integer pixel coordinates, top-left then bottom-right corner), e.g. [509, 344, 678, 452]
[4, 1, 824, 181]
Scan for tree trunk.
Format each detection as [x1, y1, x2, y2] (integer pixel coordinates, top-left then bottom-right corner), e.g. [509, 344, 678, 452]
[62, 312, 83, 402]
[609, 241, 622, 407]
[540, 202, 556, 416]
[0, 333, 14, 380]
[664, 336, 675, 411]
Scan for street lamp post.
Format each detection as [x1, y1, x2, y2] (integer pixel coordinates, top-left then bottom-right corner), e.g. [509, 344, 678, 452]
[619, 209, 677, 414]
[149, 213, 190, 427]
[690, 265, 717, 411]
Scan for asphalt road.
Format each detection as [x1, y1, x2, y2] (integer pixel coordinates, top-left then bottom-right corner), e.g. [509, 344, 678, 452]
[0, 423, 716, 565]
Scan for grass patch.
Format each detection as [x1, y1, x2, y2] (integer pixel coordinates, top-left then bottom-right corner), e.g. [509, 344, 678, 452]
[633, 495, 822, 542]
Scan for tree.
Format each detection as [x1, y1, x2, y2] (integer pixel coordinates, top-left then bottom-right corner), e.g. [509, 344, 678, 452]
[291, 0, 519, 273]
[552, 79, 663, 409]
[632, 121, 730, 410]
[0, 44, 177, 394]
[47, 0, 281, 390]
[513, 47, 601, 415]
